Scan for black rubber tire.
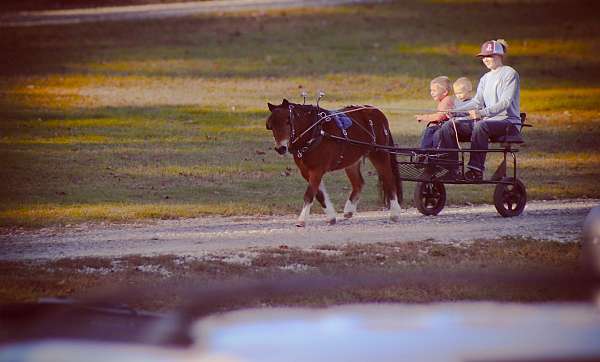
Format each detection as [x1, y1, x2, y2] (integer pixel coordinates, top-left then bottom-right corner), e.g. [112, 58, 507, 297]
[493, 177, 527, 217]
[414, 181, 446, 216]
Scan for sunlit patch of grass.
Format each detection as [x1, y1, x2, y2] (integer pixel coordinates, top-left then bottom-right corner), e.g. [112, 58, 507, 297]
[397, 39, 596, 60]
[0, 90, 84, 111]
[523, 152, 600, 169]
[527, 182, 599, 200]
[79, 57, 269, 77]
[67, 74, 429, 109]
[522, 88, 600, 112]
[118, 164, 280, 178]
[0, 202, 274, 227]
[36, 118, 132, 128]
[0, 135, 109, 145]
[398, 43, 475, 57]
[526, 110, 600, 126]
[508, 40, 594, 60]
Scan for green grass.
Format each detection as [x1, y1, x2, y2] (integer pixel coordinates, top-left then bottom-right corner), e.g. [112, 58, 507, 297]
[1, 0, 599, 227]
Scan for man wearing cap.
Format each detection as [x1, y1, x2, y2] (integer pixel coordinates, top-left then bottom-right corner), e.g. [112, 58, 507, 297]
[439, 39, 521, 181]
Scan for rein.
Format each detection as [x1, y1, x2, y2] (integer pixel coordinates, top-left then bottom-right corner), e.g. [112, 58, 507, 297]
[289, 105, 471, 145]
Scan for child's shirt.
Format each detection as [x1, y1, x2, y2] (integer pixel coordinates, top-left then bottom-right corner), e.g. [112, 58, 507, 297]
[451, 98, 472, 121]
[421, 95, 455, 123]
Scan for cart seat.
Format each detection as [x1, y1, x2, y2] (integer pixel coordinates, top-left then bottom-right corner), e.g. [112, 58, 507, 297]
[489, 113, 528, 144]
[490, 125, 523, 143]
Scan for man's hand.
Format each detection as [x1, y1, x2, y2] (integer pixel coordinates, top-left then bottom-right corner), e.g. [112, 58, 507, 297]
[468, 109, 482, 120]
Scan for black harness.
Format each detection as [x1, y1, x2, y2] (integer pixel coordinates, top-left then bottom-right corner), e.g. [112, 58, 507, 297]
[287, 104, 325, 159]
[286, 104, 390, 165]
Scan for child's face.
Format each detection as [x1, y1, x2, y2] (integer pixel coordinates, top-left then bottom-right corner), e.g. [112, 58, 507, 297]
[430, 84, 448, 102]
[453, 85, 471, 101]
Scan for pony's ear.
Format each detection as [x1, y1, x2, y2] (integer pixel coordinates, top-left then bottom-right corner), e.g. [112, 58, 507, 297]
[267, 102, 276, 112]
[282, 98, 290, 107]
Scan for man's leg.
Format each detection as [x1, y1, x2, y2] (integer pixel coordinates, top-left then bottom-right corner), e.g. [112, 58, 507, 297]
[469, 119, 512, 172]
[439, 120, 473, 168]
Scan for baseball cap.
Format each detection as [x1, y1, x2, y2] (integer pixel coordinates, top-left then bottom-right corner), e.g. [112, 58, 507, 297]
[477, 40, 505, 57]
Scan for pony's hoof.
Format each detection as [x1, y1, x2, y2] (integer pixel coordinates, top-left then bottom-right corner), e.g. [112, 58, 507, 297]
[296, 221, 306, 227]
[343, 212, 353, 219]
[327, 218, 336, 225]
[390, 215, 400, 222]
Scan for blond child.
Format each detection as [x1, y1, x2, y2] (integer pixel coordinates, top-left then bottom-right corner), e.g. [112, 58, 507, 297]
[437, 77, 475, 178]
[452, 77, 473, 109]
[414, 76, 455, 149]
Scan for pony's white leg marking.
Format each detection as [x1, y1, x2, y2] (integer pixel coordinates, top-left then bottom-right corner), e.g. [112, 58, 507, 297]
[296, 201, 313, 227]
[389, 197, 401, 222]
[319, 182, 337, 224]
[343, 199, 358, 218]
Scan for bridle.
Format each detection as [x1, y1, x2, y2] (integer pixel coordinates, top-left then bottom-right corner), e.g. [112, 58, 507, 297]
[286, 103, 323, 158]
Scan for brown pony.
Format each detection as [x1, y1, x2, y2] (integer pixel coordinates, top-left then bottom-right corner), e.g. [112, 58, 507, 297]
[266, 99, 402, 227]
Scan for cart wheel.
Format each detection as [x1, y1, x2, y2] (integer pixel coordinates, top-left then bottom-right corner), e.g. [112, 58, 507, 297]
[493, 177, 527, 217]
[414, 182, 446, 216]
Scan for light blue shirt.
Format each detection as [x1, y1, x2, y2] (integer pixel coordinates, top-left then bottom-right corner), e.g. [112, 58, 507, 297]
[454, 65, 521, 124]
[450, 98, 472, 122]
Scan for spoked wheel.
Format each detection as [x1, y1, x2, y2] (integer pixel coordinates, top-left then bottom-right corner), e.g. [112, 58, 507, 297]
[414, 181, 446, 216]
[493, 177, 527, 217]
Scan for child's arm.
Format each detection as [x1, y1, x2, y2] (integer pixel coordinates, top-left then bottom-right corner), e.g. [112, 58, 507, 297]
[415, 113, 435, 123]
[415, 96, 454, 123]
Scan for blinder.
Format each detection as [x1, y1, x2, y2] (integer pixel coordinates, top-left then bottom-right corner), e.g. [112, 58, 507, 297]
[267, 101, 324, 157]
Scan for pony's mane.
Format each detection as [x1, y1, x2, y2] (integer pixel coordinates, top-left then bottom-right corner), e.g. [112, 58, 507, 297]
[289, 103, 329, 113]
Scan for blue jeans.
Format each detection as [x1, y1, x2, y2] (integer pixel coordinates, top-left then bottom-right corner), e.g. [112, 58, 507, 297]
[438, 119, 474, 170]
[469, 119, 514, 171]
[420, 124, 441, 149]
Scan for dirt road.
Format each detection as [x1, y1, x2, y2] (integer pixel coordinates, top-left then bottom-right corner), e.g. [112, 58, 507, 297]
[1, 199, 596, 261]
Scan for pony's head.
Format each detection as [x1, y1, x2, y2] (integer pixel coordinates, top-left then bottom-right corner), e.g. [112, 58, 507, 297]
[266, 98, 293, 155]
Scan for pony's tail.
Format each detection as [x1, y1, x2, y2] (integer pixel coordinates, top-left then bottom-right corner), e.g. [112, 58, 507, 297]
[376, 129, 403, 209]
[388, 132, 403, 206]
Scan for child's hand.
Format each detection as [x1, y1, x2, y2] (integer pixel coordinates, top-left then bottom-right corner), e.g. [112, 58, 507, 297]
[414, 115, 423, 122]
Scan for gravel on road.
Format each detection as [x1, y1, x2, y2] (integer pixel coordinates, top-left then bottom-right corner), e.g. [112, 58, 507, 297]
[1, 199, 597, 261]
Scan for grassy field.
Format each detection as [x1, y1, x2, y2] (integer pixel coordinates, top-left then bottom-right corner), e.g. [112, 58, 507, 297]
[1, 0, 599, 227]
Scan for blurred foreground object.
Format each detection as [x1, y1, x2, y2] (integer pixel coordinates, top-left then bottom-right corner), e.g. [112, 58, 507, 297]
[583, 205, 600, 275]
[2, 302, 600, 362]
